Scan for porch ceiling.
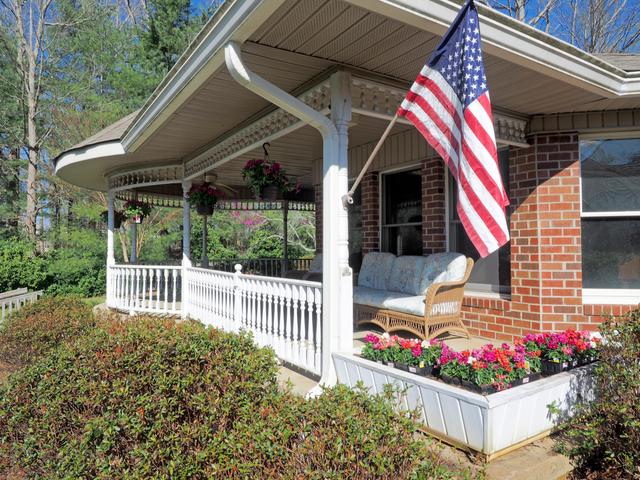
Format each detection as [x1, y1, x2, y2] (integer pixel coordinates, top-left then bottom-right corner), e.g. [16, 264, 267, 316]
[247, 0, 628, 114]
[55, 0, 640, 193]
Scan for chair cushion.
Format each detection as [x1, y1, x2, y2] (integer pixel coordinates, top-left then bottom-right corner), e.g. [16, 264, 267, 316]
[418, 252, 468, 294]
[358, 252, 396, 290]
[387, 255, 430, 295]
[354, 286, 425, 317]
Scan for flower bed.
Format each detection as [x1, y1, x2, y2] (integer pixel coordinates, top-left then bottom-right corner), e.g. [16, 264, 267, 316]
[361, 330, 599, 395]
[333, 352, 596, 457]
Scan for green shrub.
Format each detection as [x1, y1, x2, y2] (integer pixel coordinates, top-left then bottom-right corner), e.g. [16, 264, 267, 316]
[0, 238, 47, 292]
[0, 316, 466, 479]
[556, 309, 640, 479]
[0, 296, 94, 368]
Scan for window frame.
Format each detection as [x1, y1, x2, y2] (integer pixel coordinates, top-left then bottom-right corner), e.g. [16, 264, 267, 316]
[444, 148, 511, 298]
[379, 164, 423, 256]
[579, 133, 640, 305]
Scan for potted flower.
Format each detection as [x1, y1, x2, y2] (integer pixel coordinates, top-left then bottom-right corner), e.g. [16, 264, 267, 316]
[123, 200, 151, 224]
[409, 339, 442, 376]
[100, 210, 124, 229]
[242, 158, 293, 200]
[438, 345, 470, 386]
[188, 182, 225, 216]
[361, 334, 383, 364]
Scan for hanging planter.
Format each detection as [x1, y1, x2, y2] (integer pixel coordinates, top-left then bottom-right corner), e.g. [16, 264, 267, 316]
[187, 182, 225, 216]
[100, 210, 124, 229]
[123, 200, 152, 224]
[242, 143, 300, 201]
[260, 184, 279, 201]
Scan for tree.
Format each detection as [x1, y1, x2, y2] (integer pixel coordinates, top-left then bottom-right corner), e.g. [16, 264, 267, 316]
[0, 0, 55, 237]
[487, 0, 556, 32]
[563, 0, 640, 53]
[487, 0, 640, 52]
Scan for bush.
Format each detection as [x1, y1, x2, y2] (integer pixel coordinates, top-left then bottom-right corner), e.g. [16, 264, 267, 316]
[0, 296, 94, 368]
[0, 316, 465, 479]
[0, 238, 47, 292]
[556, 309, 640, 479]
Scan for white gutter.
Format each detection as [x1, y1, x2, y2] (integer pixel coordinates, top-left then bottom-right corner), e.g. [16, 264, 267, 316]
[54, 141, 125, 176]
[225, 41, 349, 394]
[345, 0, 640, 98]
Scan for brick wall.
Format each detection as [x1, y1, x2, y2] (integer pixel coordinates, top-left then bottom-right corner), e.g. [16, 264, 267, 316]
[583, 304, 637, 328]
[462, 133, 589, 341]
[361, 172, 380, 254]
[422, 157, 446, 253]
[536, 135, 584, 330]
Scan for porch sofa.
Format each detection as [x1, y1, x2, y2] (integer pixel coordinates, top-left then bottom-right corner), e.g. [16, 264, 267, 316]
[354, 252, 474, 340]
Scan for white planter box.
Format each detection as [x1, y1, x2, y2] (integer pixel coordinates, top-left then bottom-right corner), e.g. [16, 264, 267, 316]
[333, 353, 595, 458]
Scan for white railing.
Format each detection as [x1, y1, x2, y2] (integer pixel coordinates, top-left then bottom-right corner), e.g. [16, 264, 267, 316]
[108, 265, 182, 315]
[184, 266, 323, 376]
[0, 289, 43, 322]
[206, 257, 313, 277]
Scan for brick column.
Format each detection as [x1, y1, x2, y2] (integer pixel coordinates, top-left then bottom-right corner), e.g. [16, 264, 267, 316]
[314, 184, 322, 253]
[361, 172, 379, 254]
[508, 143, 543, 334]
[462, 133, 584, 341]
[535, 134, 583, 330]
[422, 157, 446, 254]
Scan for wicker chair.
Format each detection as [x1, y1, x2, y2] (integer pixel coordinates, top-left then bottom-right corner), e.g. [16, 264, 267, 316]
[354, 253, 474, 340]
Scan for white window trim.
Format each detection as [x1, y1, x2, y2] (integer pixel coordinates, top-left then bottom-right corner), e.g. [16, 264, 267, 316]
[583, 289, 640, 305]
[580, 134, 640, 303]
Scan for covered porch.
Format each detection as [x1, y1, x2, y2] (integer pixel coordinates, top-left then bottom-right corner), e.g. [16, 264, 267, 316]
[91, 53, 530, 383]
[54, 0, 640, 385]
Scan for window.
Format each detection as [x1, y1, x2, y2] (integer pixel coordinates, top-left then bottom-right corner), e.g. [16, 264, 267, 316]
[381, 168, 422, 256]
[348, 182, 363, 272]
[446, 148, 511, 294]
[581, 138, 640, 293]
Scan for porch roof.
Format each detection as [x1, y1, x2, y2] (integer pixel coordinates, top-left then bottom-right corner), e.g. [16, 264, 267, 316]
[55, 0, 640, 193]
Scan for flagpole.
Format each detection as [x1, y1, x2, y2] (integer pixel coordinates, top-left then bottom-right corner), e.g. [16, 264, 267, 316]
[341, 113, 398, 208]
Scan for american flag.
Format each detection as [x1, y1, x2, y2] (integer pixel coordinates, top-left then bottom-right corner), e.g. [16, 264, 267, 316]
[398, 0, 509, 258]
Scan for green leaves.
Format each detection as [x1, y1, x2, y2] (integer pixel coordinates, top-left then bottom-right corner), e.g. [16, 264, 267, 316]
[0, 311, 472, 479]
[556, 310, 640, 478]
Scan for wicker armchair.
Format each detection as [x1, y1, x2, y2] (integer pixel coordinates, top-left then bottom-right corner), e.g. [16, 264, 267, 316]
[354, 253, 473, 340]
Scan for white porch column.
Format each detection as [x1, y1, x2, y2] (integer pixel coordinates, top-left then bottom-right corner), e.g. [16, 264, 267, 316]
[181, 180, 192, 319]
[327, 70, 354, 353]
[106, 190, 116, 305]
[182, 180, 192, 267]
[224, 42, 350, 392]
[130, 222, 137, 264]
[107, 190, 116, 265]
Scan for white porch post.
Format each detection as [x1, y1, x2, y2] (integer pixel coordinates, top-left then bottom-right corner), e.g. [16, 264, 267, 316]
[327, 70, 354, 354]
[182, 180, 192, 318]
[182, 180, 192, 267]
[224, 42, 351, 392]
[130, 222, 137, 264]
[106, 190, 116, 305]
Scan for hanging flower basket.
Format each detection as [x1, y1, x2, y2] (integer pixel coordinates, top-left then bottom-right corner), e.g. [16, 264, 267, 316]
[260, 184, 279, 201]
[123, 200, 152, 224]
[100, 210, 124, 229]
[242, 157, 300, 201]
[187, 182, 225, 216]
